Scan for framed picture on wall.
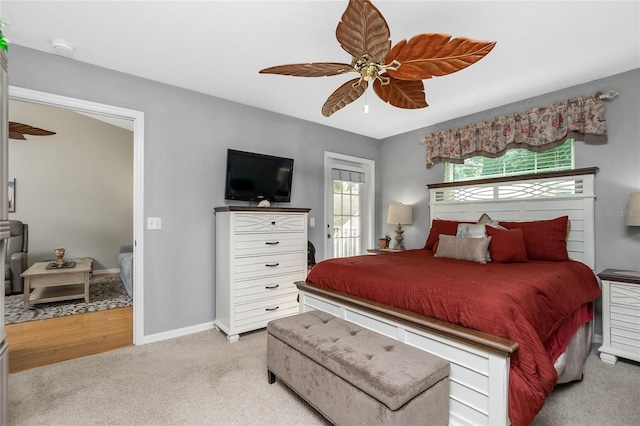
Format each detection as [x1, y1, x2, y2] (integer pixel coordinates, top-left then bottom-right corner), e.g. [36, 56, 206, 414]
[8, 177, 15, 213]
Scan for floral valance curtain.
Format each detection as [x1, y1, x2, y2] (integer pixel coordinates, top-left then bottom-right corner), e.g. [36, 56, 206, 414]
[421, 93, 608, 167]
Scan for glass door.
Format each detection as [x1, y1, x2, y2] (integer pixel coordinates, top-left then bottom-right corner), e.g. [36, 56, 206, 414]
[324, 152, 374, 260]
[332, 180, 362, 258]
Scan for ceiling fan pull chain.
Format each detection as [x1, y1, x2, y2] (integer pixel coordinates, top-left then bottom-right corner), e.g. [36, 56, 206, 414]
[363, 90, 369, 114]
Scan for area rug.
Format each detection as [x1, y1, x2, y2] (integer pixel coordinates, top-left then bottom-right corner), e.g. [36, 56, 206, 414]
[4, 276, 132, 325]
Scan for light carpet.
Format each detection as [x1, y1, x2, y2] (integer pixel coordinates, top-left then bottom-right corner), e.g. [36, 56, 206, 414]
[4, 276, 132, 325]
[8, 329, 640, 426]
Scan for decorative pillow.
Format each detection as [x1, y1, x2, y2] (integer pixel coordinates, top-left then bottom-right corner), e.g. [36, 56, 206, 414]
[476, 213, 493, 224]
[424, 219, 471, 250]
[434, 235, 492, 264]
[456, 223, 487, 238]
[499, 216, 569, 261]
[477, 212, 505, 230]
[485, 226, 528, 263]
[458, 218, 504, 262]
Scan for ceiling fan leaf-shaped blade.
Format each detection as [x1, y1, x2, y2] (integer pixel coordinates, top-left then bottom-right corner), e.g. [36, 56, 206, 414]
[336, 0, 391, 63]
[322, 78, 368, 117]
[9, 132, 26, 140]
[386, 33, 450, 64]
[259, 62, 355, 77]
[386, 33, 496, 80]
[9, 122, 56, 139]
[373, 75, 427, 110]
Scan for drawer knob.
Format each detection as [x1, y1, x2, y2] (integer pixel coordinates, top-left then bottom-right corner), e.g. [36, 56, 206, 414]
[265, 284, 280, 289]
[265, 263, 280, 268]
[265, 306, 280, 311]
[265, 241, 280, 245]
[271, 221, 276, 226]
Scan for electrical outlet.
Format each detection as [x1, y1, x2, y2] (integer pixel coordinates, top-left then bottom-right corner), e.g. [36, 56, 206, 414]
[147, 217, 162, 230]
[310, 217, 316, 227]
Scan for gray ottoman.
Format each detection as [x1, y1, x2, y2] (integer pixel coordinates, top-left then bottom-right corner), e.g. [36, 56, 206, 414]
[267, 310, 450, 425]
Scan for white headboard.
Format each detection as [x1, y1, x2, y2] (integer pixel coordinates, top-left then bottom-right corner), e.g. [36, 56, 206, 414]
[428, 168, 597, 269]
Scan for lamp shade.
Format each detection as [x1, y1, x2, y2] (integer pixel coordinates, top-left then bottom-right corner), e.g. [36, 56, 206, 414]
[387, 204, 413, 225]
[627, 193, 640, 226]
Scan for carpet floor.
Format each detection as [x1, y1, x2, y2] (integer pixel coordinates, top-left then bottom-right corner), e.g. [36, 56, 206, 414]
[7, 329, 640, 425]
[4, 276, 132, 325]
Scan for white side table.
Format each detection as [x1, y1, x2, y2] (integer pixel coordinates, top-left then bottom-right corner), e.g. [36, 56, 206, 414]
[597, 269, 640, 364]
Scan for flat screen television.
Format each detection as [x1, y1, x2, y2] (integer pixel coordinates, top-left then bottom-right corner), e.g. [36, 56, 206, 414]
[225, 149, 294, 203]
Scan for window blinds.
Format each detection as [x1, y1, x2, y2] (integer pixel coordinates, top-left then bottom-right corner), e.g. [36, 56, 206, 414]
[331, 168, 366, 183]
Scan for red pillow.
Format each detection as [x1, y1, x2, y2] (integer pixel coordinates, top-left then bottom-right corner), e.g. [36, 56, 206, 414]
[424, 219, 471, 249]
[485, 226, 528, 263]
[499, 216, 569, 261]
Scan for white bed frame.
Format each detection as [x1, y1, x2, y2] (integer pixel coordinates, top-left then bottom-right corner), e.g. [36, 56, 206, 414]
[298, 168, 597, 426]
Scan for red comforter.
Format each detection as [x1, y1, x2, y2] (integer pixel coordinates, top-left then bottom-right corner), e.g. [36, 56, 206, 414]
[306, 249, 601, 426]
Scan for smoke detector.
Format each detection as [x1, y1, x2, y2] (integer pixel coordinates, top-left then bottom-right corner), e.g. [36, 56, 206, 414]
[51, 39, 75, 57]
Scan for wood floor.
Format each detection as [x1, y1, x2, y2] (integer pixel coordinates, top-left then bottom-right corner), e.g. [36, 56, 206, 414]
[5, 306, 133, 373]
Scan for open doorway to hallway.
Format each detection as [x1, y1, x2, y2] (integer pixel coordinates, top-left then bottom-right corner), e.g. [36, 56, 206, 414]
[4, 87, 145, 369]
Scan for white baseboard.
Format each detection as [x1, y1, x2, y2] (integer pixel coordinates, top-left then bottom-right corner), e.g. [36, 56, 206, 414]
[140, 321, 216, 345]
[94, 268, 120, 275]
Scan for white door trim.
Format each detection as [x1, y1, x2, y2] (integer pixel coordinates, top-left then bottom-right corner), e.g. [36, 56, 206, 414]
[324, 151, 375, 260]
[9, 86, 145, 345]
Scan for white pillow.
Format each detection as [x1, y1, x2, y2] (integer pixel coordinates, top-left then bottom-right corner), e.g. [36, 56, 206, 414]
[456, 223, 487, 238]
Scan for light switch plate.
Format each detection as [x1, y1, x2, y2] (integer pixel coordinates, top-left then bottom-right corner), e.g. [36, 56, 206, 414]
[147, 217, 162, 230]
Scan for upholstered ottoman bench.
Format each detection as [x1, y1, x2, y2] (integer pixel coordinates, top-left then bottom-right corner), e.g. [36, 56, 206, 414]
[267, 310, 450, 425]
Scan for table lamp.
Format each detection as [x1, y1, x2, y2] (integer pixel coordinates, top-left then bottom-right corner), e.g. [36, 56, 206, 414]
[626, 193, 640, 226]
[387, 204, 413, 250]
[618, 193, 640, 278]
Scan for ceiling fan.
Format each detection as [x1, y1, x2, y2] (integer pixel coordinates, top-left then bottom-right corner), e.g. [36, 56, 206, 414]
[260, 0, 496, 117]
[8, 122, 56, 140]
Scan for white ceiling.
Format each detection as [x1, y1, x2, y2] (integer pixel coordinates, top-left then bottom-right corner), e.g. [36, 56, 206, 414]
[2, 1, 639, 140]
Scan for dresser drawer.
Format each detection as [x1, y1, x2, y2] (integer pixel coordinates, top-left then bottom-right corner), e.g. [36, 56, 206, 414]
[234, 253, 304, 280]
[610, 304, 640, 330]
[234, 272, 301, 290]
[235, 275, 299, 304]
[610, 282, 640, 307]
[234, 297, 299, 328]
[235, 213, 306, 233]
[610, 326, 640, 353]
[235, 233, 306, 257]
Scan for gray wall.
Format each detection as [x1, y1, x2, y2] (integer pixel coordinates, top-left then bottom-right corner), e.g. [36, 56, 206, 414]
[8, 99, 133, 270]
[379, 68, 640, 337]
[7, 46, 380, 336]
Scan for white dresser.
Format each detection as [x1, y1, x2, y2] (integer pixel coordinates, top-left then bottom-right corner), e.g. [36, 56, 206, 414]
[597, 269, 640, 364]
[214, 206, 310, 342]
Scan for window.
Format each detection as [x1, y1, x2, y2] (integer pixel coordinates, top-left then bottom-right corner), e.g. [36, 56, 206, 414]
[444, 139, 575, 182]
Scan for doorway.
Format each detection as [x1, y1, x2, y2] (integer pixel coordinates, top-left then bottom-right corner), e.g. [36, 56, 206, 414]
[8, 86, 145, 344]
[324, 152, 375, 260]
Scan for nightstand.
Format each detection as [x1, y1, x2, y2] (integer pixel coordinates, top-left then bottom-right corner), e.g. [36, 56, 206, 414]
[597, 269, 640, 364]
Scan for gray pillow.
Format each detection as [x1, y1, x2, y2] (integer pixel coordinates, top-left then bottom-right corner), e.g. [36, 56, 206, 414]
[434, 235, 492, 264]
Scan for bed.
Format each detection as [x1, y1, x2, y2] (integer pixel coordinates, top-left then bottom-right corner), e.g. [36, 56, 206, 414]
[297, 168, 601, 426]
